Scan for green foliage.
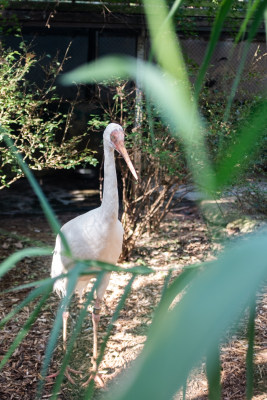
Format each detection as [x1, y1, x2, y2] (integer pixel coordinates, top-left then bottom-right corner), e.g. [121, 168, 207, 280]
[0, 42, 97, 188]
[202, 96, 267, 178]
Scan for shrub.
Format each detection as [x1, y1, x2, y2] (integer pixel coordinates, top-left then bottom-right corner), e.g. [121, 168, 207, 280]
[202, 94, 266, 167]
[0, 41, 97, 188]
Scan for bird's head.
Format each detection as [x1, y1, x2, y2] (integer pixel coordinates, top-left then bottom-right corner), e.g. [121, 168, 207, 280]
[104, 123, 138, 181]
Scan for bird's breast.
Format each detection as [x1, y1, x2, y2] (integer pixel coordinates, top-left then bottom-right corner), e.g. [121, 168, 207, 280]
[61, 210, 124, 266]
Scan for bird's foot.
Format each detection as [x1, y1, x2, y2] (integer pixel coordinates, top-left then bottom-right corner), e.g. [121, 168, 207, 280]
[82, 372, 105, 388]
[46, 367, 82, 385]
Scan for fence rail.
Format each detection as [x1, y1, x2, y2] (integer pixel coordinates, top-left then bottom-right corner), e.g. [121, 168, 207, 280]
[7, 0, 248, 18]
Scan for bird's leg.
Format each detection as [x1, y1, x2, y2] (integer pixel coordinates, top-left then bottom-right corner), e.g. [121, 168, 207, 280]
[47, 310, 81, 384]
[92, 306, 100, 373]
[62, 310, 69, 352]
[82, 299, 104, 387]
[62, 311, 81, 383]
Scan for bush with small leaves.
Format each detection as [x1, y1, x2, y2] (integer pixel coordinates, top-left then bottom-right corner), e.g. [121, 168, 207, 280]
[0, 41, 97, 188]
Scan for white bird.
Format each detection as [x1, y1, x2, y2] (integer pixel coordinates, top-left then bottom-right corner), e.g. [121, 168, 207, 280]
[50, 123, 138, 386]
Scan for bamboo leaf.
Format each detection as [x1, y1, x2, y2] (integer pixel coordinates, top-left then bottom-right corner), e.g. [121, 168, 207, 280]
[0, 282, 53, 328]
[223, 0, 267, 120]
[246, 296, 256, 400]
[194, 0, 234, 98]
[235, 0, 264, 44]
[152, 265, 200, 328]
[84, 276, 135, 399]
[38, 262, 85, 396]
[0, 247, 52, 279]
[206, 344, 221, 400]
[103, 230, 267, 400]
[1, 274, 66, 294]
[166, 0, 184, 21]
[61, 56, 215, 195]
[143, 0, 189, 86]
[79, 259, 152, 275]
[215, 100, 267, 189]
[50, 274, 104, 400]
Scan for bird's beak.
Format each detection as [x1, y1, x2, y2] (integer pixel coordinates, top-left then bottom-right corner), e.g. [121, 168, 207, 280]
[115, 140, 138, 181]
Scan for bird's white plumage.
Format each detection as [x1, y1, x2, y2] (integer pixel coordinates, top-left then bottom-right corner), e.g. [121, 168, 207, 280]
[49, 123, 137, 385]
[51, 123, 126, 301]
[51, 210, 123, 298]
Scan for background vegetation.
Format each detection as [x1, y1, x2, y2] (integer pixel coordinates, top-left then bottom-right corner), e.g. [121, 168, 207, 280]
[0, 40, 97, 189]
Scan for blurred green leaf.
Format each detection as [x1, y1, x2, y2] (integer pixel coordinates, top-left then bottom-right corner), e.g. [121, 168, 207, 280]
[1, 130, 71, 255]
[50, 274, 103, 400]
[235, 0, 264, 44]
[165, 0, 183, 21]
[143, 0, 189, 86]
[1, 275, 65, 294]
[223, 0, 267, 121]
[153, 265, 200, 327]
[84, 276, 135, 399]
[78, 259, 152, 275]
[194, 0, 233, 99]
[62, 56, 215, 195]
[0, 282, 53, 328]
[206, 344, 221, 400]
[246, 296, 256, 400]
[38, 262, 85, 394]
[103, 231, 267, 400]
[215, 100, 267, 188]
[0, 247, 52, 279]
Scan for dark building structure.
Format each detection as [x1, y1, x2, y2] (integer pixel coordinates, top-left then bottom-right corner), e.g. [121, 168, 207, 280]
[1, 1, 266, 142]
[2, 1, 266, 99]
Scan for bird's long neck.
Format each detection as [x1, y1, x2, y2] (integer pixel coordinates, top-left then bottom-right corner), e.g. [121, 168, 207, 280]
[100, 142, 119, 221]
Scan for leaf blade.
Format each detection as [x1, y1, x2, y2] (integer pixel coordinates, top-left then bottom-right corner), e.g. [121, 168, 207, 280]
[103, 231, 267, 400]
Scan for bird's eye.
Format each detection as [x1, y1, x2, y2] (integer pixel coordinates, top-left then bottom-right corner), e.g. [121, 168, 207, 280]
[110, 132, 117, 143]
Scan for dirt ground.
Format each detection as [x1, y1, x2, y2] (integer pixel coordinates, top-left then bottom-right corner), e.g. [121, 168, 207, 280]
[0, 176, 266, 400]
